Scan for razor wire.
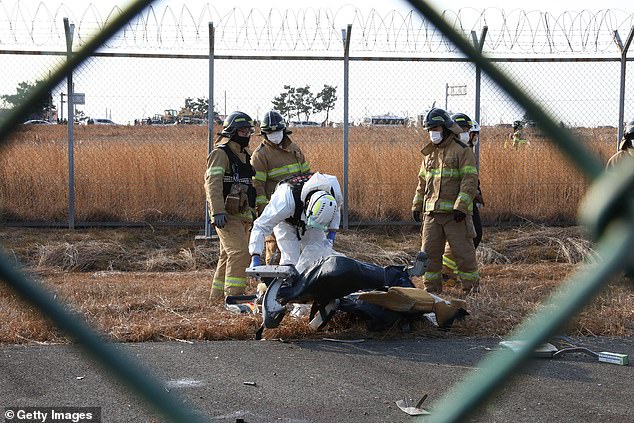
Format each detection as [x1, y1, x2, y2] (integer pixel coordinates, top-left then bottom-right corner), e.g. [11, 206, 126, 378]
[1, 2, 634, 54]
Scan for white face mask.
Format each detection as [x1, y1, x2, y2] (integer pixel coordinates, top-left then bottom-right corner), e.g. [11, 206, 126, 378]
[429, 130, 443, 144]
[459, 132, 470, 143]
[266, 130, 284, 144]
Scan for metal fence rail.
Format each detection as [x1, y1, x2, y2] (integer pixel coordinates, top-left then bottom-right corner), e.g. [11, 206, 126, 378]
[0, 1, 633, 422]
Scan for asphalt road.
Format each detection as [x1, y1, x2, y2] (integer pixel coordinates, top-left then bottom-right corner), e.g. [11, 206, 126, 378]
[1, 337, 633, 423]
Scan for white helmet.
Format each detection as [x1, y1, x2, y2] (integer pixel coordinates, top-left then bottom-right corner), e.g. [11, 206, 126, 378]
[469, 121, 481, 146]
[305, 191, 338, 230]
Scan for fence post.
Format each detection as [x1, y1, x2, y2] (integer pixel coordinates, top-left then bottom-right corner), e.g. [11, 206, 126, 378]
[471, 26, 487, 167]
[613, 27, 634, 146]
[64, 18, 75, 230]
[203, 22, 215, 239]
[342, 24, 352, 230]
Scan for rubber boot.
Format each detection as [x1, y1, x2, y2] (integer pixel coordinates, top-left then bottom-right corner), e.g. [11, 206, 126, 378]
[225, 285, 245, 297]
[424, 279, 443, 294]
[461, 280, 480, 295]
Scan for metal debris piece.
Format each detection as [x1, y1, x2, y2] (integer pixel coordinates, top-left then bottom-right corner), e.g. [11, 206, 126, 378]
[396, 394, 430, 416]
[322, 338, 365, 343]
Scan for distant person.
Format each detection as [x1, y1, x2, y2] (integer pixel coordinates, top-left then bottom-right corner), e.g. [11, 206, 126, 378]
[249, 172, 342, 268]
[250, 110, 310, 265]
[411, 108, 480, 294]
[205, 111, 256, 300]
[441, 115, 485, 287]
[505, 120, 528, 149]
[606, 119, 634, 170]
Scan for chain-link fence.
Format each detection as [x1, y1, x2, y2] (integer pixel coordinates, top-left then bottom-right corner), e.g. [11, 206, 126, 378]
[1, 4, 633, 227]
[2, 2, 634, 422]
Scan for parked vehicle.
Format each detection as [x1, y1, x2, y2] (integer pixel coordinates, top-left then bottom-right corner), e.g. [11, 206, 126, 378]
[92, 118, 117, 125]
[23, 119, 52, 125]
[363, 115, 408, 126]
[289, 120, 321, 127]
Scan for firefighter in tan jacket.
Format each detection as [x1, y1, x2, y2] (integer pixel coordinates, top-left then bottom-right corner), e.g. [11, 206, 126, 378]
[412, 108, 480, 294]
[251, 111, 310, 264]
[205, 111, 256, 299]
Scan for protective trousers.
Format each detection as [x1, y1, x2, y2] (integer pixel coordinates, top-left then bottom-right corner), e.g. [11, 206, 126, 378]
[273, 221, 328, 266]
[210, 218, 251, 299]
[421, 212, 479, 294]
[442, 205, 482, 282]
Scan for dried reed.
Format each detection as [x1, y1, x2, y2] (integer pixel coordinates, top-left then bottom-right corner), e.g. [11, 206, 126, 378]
[0, 125, 619, 223]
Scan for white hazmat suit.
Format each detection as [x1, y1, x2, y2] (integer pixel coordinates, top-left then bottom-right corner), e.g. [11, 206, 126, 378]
[248, 172, 343, 266]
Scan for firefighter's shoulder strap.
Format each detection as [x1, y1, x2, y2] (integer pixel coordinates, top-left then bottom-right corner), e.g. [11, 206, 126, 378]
[278, 172, 314, 237]
[217, 144, 253, 182]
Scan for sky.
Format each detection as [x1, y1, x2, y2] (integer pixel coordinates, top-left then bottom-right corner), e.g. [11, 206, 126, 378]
[1, 0, 633, 126]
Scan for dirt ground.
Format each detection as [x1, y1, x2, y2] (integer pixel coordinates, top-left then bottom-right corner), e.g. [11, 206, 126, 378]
[0, 223, 632, 344]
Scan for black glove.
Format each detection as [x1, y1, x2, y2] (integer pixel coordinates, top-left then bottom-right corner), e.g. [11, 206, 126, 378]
[412, 210, 421, 223]
[453, 209, 466, 222]
[213, 213, 227, 228]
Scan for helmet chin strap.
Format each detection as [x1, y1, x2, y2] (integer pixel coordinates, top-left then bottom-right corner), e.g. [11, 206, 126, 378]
[232, 134, 250, 149]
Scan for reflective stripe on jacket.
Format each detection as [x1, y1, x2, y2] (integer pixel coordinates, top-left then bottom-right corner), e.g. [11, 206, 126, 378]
[412, 135, 478, 215]
[250, 136, 310, 206]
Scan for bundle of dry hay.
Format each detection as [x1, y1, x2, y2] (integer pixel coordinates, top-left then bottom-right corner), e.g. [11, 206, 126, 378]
[479, 224, 596, 265]
[37, 240, 126, 271]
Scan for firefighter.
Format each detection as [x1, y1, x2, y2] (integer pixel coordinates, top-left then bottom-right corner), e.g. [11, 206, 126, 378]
[606, 119, 634, 170]
[248, 172, 342, 268]
[441, 115, 485, 287]
[505, 120, 528, 149]
[251, 110, 310, 265]
[205, 111, 257, 299]
[412, 108, 480, 294]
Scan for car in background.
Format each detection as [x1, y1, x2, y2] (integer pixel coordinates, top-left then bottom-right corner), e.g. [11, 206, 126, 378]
[363, 115, 409, 126]
[289, 120, 321, 127]
[23, 119, 52, 125]
[91, 118, 117, 125]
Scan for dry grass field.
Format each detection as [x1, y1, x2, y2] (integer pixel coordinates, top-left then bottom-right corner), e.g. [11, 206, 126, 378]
[1, 124, 629, 345]
[0, 224, 632, 344]
[0, 124, 619, 224]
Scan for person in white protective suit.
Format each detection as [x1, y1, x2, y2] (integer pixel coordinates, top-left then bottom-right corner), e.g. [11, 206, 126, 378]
[248, 172, 343, 268]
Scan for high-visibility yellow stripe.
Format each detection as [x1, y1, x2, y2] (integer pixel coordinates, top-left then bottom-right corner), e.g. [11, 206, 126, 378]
[458, 270, 480, 281]
[424, 166, 477, 179]
[424, 271, 442, 281]
[425, 199, 454, 212]
[225, 276, 246, 288]
[206, 166, 225, 177]
[461, 165, 478, 175]
[254, 171, 267, 182]
[443, 255, 458, 271]
[212, 279, 224, 290]
[268, 163, 303, 179]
